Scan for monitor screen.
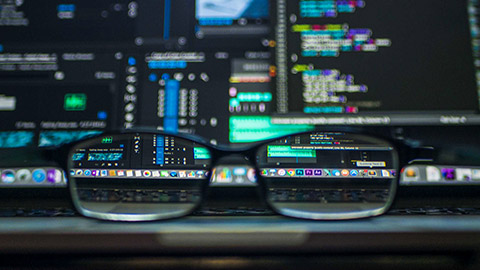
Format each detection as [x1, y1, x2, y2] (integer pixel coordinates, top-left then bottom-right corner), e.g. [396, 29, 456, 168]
[0, 0, 479, 187]
[272, 0, 480, 125]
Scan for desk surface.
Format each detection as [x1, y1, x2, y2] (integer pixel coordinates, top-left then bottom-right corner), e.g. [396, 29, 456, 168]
[1, 216, 480, 255]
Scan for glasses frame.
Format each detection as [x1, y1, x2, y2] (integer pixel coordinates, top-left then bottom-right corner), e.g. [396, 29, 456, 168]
[43, 127, 420, 222]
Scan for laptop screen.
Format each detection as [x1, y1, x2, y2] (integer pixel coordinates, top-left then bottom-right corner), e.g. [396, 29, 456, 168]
[0, 0, 479, 188]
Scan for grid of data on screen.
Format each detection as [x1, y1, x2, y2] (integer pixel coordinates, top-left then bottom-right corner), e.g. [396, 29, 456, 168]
[274, 0, 479, 123]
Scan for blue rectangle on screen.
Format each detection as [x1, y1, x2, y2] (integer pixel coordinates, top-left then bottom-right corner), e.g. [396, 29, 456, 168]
[148, 61, 187, 69]
[164, 0, 171, 40]
[156, 136, 165, 165]
[164, 80, 179, 133]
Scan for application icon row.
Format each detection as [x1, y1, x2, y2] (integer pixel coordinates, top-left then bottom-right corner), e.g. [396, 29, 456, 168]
[0, 168, 65, 185]
[259, 168, 396, 178]
[70, 169, 208, 179]
[402, 165, 480, 183]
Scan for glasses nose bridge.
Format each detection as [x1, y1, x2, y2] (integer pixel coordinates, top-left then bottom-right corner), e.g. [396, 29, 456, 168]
[210, 148, 255, 168]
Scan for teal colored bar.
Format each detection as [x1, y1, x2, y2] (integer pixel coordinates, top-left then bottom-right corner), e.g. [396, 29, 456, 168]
[229, 116, 313, 143]
[237, 92, 272, 102]
[194, 147, 211, 159]
[267, 145, 316, 158]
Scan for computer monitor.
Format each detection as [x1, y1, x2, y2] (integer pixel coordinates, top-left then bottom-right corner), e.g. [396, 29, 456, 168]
[0, 0, 479, 188]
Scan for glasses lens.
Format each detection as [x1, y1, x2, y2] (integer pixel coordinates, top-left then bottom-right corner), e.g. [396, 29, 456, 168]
[67, 133, 211, 221]
[256, 132, 398, 220]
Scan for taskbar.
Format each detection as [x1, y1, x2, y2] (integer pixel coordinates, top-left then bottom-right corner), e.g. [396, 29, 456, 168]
[70, 168, 209, 180]
[401, 165, 480, 185]
[0, 167, 66, 187]
[260, 168, 396, 179]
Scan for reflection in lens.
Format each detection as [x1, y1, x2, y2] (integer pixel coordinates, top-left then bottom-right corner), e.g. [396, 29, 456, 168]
[256, 132, 398, 220]
[68, 133, 211, 221]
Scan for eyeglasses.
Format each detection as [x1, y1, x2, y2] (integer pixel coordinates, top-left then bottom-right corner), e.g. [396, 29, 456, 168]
[60, 130, 410, 222]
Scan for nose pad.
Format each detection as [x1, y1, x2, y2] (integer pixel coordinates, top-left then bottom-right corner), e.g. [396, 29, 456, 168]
[209, 154, 257, 186]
